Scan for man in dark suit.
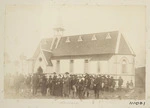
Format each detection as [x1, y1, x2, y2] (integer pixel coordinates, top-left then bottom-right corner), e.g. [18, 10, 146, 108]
[93, 75, 102, 99]
[77, 77, 85, 99]
[107, 75, 111, 92]
[56, 74, 63, 97]
[52, 72, 57, 96]
[41, 75, 47, 96]
[32, 73, 39, 95]
[111, 76, 116, 92]
[48, 75, 52, 95]
[118, 76, 123, 91]
[84, 73, 91, 98]
[70, 75, 77, 98]
[62, 72, 70, 97]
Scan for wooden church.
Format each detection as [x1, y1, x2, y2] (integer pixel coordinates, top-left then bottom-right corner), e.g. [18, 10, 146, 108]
[32, 27, 135, 86]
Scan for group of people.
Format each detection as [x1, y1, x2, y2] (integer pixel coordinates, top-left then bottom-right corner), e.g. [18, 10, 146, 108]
[4, 72, 134, 99]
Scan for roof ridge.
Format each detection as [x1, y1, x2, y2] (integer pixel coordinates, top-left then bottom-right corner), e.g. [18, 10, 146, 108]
[55, 37, 61, 49]
[50, 37, 56, 50]
[42, 50, 53, 66]
[42, 49, 52, 52]
[115, 32, 121, 54]
[40, 49, 48, 65]
[41, 31, 119, 40]
[63, 30, 119, 37]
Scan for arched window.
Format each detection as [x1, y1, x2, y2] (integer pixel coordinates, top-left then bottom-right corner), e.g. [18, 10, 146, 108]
[84, 60, 89, 73]
[122, 59, 127, 73]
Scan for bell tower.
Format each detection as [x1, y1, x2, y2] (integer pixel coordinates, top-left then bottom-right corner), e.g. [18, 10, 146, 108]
[53, 8, 65, 37]
[53, 27, 65, 36]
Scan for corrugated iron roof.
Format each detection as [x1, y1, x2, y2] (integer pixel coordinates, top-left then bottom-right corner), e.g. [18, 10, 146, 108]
[52, 31, 118, 56]
[33, 31, 135, 63]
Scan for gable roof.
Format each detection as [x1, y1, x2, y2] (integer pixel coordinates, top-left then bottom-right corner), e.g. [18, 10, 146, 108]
[33, 31, 135, 61]
[52, 31, 118, 56]
[42, 50, 53, 66]
[118, 34, 132, 55]
[33, 38, 54, 59]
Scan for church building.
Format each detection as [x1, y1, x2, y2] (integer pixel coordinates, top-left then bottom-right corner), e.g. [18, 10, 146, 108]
[32, 27, 135, 86]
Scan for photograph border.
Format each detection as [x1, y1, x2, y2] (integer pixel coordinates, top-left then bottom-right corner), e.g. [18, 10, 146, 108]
[0, 0, 150, 108]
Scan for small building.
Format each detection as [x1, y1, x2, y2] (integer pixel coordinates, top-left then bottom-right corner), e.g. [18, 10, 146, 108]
[32, 31, 135, 86]
[135, 67, 145, 89]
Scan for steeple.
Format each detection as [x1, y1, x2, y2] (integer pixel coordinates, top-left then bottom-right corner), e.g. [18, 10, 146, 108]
[53, 7, 65, 37]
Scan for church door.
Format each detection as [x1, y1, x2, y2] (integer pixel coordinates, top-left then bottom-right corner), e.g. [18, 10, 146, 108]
[37, 66, 43, 74]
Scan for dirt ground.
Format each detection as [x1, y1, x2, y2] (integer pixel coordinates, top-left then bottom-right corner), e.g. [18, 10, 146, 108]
[4, 87, 145, 100]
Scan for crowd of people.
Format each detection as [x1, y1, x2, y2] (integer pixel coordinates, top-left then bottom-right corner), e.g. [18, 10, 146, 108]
[4, 72, 134, 99]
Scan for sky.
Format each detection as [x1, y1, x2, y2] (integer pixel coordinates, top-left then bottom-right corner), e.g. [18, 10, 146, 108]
[4, 5, 146, 67]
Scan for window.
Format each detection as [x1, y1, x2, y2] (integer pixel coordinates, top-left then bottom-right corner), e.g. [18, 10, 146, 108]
[57, 60, 60, 64]
[78, 36, 83, 42]
[70, 60, 74, 73]
[84, 60, 89, 73]
[92, 34, 97, 40]
[66, 37, 70, 43]
[97, 61, 100, 73]
[70, 60, 74, 63]
[106, 33, 111, 39]
[39, 57, 42, 62]
[56, 60, 60, 73]
[84, 60, 89, 63]
[122, 59, 127, 73]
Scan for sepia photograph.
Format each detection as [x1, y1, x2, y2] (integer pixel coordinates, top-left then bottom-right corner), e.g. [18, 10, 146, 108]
[3, 4, 146, 100]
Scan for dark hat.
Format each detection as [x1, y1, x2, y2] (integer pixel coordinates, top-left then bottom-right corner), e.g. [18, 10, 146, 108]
[53, 72, 56, 74]
[85, 73, 89, 76]
[65, 72, 69, 74]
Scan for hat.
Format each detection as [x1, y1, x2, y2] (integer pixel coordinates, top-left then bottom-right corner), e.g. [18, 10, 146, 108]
[85, 73, 89, 75]
[53, 72, 56, 74]
[59, 74, 61, 76]
[65, 72, 69, 74]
